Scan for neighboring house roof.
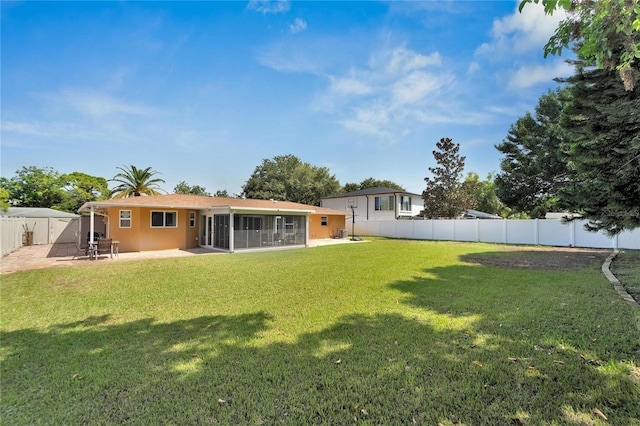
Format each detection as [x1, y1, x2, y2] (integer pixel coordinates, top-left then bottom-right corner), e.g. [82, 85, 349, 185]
[463, 209, 502, 219]
[322, 187, 421, 199]
[78, 194, 346, 216]
[1, 207, 79, 218]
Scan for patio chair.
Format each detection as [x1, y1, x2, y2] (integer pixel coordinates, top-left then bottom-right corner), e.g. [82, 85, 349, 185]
[95, 238, 113, 259]
[72, 233, 90, 259]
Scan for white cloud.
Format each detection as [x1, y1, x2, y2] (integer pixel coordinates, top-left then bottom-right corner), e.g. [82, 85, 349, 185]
[50, 89, 158, 118]
[476, 1, 566, 58]
[289, 18, 307, 34]
[467, 62, 480, 74]
[247, 0, 290, 14]
[507, 60, 573, 89]
[384, 47, 441, 74]
[330, 76, 373, 96]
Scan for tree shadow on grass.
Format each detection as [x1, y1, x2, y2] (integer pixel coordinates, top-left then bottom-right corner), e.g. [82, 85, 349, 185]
[2, 272, 639, 425]
[389, 262, 640, 424]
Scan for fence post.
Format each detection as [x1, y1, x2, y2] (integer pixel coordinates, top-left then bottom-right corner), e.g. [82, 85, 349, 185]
[569, 220, 576, 247]
[503, 219, 508, 244]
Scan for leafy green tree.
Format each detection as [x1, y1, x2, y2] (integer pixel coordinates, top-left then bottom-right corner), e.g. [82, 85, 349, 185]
[173, 181, 211, 196]
[242, 154, 341, 206]
[466, 172, 509, 217]
[342, 178, 405, 192]
[494, 89, 572, 218]
[558, 55, 640, 234]
[0, 166, 66, 208]
[422, 138, 479, 219]
[57, 172, 110, 212]
[520, 0, 640, 90]
[110, 165, 166, 198]
[0, 188, 10, 212]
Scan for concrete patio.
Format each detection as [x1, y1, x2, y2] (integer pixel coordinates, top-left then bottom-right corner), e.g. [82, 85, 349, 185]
[0, 238, 360, 274]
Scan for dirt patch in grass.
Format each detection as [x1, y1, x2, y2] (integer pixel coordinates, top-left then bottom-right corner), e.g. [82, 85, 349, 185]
[461, 246, 611, 271]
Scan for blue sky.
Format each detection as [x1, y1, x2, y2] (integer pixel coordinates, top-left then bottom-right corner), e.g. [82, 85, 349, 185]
[1, 0, 571, 196]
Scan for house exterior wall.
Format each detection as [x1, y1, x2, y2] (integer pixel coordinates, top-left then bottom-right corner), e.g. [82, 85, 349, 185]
[308, 213, 346, 239]
[321, 194, 423, 222]
[105, 207, 199, 253]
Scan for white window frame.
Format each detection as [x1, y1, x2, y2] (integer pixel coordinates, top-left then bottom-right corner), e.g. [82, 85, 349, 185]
[374, 196, 394, 211]
[119, 210, 131, 228]
[400, 196, 412, 212]
[150, 210, 178, 228]
[189, 212, 196, 228]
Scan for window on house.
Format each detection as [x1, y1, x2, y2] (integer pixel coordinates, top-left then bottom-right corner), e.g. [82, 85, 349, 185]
[374, 196, 394, 211]
[151, 211, 178, 228]
[119, 210, 131, 228]
[321, 216, 328, 226]
[189, 212, 196, 228]
[400, 196, 412, 211]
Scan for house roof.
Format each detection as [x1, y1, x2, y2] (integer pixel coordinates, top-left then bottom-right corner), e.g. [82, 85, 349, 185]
[322, 187, 421, 199]
[1, 207, 80, 218]
[78, 194, 346, 216]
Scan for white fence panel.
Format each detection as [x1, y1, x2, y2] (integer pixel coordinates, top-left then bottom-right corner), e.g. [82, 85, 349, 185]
[396, 221, 415, 239]
[432, 220, 455, 241]
[618, 230, 640, 250]
[538, 220, 571, 247]
[1, 216, 27, 257]
[453, 220, 478, 242]
[506, 220, 536, 245]
[357, 218, 640, 250]
[379, 220, 397, 238]
[478, 220, 505, 244]
[413, 220, 433, 240]
[573, 221, 615, 249]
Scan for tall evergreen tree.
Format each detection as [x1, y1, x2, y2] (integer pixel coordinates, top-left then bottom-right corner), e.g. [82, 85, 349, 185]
[559, 58, 640, 234]
[494, 89, 572, 218]
[422, 138, 479, 219]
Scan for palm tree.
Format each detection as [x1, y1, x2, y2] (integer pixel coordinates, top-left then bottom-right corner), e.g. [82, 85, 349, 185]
[109, 165, 166, 198]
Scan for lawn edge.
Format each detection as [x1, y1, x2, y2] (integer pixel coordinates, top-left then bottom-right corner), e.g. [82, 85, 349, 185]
[602, 249, 640, 332]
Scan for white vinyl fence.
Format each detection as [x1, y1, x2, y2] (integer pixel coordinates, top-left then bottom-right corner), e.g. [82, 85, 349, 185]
[354, 219, 640, 250]
[1, 216, 28, 257]
[1, 216, 81, 257]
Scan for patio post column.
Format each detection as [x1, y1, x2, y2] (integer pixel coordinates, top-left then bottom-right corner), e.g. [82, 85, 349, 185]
[305, 214, 309, 247]
[89, 205, 95, 245]
[229, 211, 234, 253]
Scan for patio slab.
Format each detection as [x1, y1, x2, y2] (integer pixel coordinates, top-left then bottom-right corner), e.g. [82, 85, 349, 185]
[0, 238, 359, 274]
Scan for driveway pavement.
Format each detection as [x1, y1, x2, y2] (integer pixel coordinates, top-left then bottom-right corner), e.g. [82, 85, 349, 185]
[0, 238, 359, 274]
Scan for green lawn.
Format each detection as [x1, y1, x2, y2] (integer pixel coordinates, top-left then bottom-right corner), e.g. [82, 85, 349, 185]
[2, 239, 639, 425]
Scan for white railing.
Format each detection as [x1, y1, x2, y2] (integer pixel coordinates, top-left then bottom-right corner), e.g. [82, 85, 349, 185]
[354, 219, 640, 250]
[1, 216, 28, 257]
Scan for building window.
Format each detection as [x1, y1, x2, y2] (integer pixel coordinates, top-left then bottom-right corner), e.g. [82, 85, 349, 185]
[189, 212, 196, 228]
[151, 211, 178, 228]
[374, 196, 394, 211]
[400, 196, 412, 211]
[346, 199, 358, 208]
[119, 210, 131, 228]
[321, 216, 328, 226]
